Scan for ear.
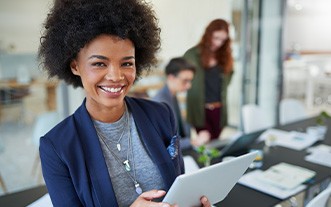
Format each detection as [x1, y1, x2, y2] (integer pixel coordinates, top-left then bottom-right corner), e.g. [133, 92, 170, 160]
[70, 60, 80, 76]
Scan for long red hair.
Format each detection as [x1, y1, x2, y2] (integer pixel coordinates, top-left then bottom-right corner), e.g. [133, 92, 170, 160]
[199, 19, 233, 74]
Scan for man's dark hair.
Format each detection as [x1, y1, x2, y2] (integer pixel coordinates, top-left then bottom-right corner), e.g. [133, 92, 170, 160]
[165, 57, 195, 76]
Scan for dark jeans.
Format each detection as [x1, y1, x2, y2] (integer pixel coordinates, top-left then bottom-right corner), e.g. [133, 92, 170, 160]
[195, 107, 222, 140]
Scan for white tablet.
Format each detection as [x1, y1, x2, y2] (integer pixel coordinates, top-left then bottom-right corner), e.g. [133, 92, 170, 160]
[162, 151, 258, 206]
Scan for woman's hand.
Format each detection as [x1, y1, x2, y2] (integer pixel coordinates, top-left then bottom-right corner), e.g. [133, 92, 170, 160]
[130, 190, 178, 207]
[130, 190, 211, 207]
[200, 196, 212, 207]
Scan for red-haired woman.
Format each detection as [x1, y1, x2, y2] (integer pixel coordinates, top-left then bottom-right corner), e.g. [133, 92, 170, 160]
[183, 19, 234, 141]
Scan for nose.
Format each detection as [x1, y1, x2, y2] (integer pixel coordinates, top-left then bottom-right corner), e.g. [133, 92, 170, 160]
[105, 65, 124, 81]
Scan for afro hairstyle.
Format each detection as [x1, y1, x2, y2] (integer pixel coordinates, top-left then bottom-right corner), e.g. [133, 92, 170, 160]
[38, 0, 161, 88]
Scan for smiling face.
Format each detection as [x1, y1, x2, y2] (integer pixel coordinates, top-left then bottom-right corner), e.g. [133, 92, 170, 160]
[70, 34, 136, 122]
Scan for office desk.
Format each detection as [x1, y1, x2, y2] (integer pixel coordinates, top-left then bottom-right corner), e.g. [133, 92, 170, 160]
[0, 185, 47, 207]
[218, 117, 331, 207]
[182, 117, 331, 207]
[0, 117, 329, 207]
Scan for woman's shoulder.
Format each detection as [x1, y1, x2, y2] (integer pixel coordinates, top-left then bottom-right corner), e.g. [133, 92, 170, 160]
[126, 96, 171, 113]
[184, 45, 199, 55]
[42, 115, 76, 142]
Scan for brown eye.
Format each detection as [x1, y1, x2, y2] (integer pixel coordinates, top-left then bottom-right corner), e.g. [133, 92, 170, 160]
[122, 62, 134, 67]
[92, 62, 106, 67]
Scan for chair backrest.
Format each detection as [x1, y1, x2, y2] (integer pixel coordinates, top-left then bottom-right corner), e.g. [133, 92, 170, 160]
[32, 111, 61, 147]
[280, 99, 307, 125]
[242, 104, 273, 134]
[306, 185, 331, 207]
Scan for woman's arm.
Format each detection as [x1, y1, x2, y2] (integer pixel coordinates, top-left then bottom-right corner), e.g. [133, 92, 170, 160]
[39, 137, 83, 207]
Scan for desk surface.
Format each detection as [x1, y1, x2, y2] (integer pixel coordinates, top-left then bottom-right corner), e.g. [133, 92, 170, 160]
[217, 117, 331, 207]
[0, 185, 47, 207]
[0, 117, 330, 207]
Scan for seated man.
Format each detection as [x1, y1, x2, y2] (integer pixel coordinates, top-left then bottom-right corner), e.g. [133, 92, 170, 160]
[153, 57, 210, 150]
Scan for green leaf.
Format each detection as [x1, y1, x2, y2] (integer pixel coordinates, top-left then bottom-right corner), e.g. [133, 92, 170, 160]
[210, 148, 221, 158]
[196, 145, 206, 154]
[316, 111, 331, 125]
[198, 155, 208, 163]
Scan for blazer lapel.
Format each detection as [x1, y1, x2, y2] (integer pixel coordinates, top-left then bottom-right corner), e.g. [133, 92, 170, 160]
[126, 97, 178, 189]
[73, 101, 119, 207]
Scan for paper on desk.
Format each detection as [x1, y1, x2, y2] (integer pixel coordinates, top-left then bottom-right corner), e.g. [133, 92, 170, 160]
[307, 144, 331, 154]
[305, 152, 331, 168]
[305, 144, 331, 168]
[26, 193, 52, 207]
[259, 129, 318, 150]
[256, 162, 316, 190]
[238, 170, 306, 199]
[258, 128, 290, 143]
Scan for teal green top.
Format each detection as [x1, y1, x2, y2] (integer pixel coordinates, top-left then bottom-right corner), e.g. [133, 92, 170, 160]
[183, 46, 233, 128]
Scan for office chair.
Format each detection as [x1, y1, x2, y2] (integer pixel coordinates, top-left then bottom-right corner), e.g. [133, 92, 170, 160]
[242, 104, 273, 134]
[280, 99, 308, 125]
[31, 111, 61, 182]
[306, 184, 331, 207]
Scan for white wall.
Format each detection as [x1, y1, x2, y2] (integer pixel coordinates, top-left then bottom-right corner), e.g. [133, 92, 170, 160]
[0, 0, 53, 53]
[0, 0, 231, 56]
[150, 0, 231, 66]
[284, 0, 331, 52]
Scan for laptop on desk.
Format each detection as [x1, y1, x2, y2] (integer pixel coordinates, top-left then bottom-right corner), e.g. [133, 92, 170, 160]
[217, 129, 265, 158]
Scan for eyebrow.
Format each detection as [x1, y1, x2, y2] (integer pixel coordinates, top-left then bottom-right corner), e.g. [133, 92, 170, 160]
[88, 55, 109, 60]
[88, 55, 135, 60]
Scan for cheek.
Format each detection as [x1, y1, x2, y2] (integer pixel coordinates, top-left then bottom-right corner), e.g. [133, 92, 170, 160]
[127, 70, 136, 82]
[213, 40, 223, 48]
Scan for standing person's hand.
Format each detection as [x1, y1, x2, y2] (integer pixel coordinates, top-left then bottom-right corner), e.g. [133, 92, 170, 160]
[191, 130, 211, 147]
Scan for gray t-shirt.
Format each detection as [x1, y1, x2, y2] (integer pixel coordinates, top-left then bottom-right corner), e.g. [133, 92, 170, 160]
[93, 109, 166, 206]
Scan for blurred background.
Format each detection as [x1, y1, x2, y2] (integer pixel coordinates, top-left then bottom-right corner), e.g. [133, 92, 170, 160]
[0, 0, 330, 196]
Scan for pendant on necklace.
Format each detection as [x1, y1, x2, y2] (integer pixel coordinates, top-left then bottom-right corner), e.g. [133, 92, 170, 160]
[116, 144, 121, 151]
[135, 182, 142, 195]
[123, 160, 131, 171]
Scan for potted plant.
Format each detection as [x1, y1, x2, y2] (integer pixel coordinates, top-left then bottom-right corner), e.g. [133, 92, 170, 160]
[316, 111, 331, 126]
[196, 145, 220, 167]
[307, 111, 330, 141]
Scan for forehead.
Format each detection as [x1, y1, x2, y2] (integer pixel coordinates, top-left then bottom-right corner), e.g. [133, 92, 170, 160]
[212, 30, 228, 39]
[80, 34, 135, 57]
[177, 69, 194, 77]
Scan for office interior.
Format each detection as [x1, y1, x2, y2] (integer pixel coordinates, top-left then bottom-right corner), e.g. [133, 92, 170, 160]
[0, 0, 331, 206]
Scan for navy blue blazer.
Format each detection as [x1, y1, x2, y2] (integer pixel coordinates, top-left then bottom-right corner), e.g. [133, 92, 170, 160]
[39, 96, 184, 207]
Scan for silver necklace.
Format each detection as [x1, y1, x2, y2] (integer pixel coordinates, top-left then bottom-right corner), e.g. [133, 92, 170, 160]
[95, 110, 142, 195]
[110, 110, 128, 152]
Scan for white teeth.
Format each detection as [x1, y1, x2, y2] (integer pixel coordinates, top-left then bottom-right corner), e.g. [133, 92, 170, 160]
[102, 87, 122, 93]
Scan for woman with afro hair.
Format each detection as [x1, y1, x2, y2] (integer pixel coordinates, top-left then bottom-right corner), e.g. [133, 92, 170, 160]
[38, 0, 211, 206]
